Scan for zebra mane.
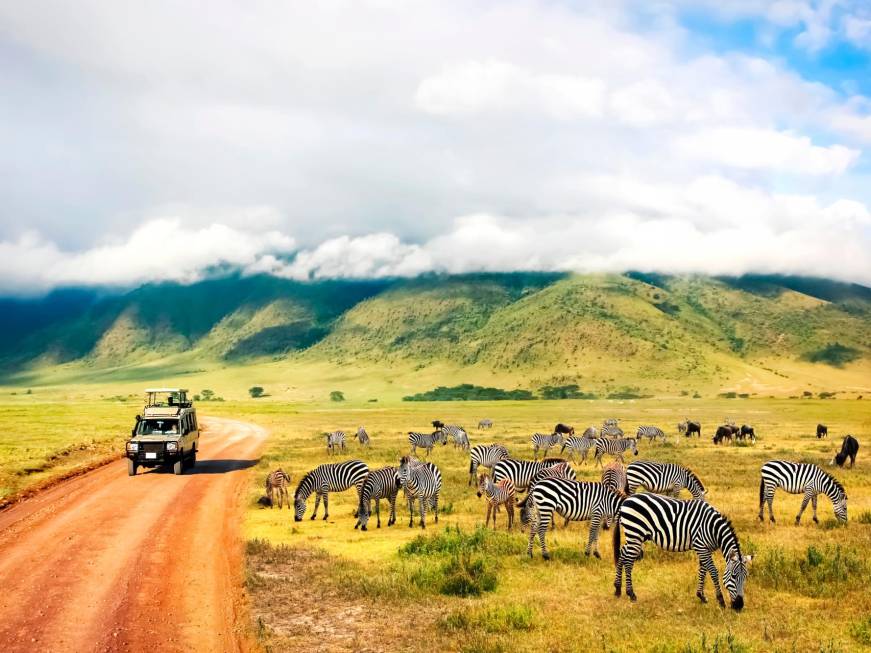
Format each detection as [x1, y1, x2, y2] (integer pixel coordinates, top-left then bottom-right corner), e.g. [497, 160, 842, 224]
[295, 470, 315, 499]
[684, 467, 705, 491]
[716, 512, 742, 558]
[821, 469, 847, 498]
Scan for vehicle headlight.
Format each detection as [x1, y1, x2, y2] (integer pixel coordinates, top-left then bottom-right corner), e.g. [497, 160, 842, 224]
[126, 442, 138, 452]
[166, 441, 179, 451]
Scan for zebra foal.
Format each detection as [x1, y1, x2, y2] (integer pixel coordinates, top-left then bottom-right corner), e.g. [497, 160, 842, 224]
[476, 473, 516, 530]
[355, 427, 370, 447]
[325, 431, 346, 455]
[265, 468, 291, 509]
[531, 432, 564, 460]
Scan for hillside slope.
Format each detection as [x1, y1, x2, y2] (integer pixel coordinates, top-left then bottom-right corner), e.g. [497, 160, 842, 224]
[1, 272, 868, 395]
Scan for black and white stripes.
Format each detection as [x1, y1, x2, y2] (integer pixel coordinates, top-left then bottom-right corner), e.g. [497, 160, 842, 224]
[355, 466, 399, 530]
[326, 431, 346, 455]
[294, 460, 369, 521]
[613, 493, 750, 609]
[398, 456, 443, 528]
[635, 426, 665, 442]
[408, 430, 447, 457]
[626, 461, 706, 500]
[493, 457, 566, 492]
[265, 468, 291, 509]
[355, 427, 370, 447]
[593, 437, 638, 466]
[531, 432, 563, 460]
[468, 443, 510, 485]
[759, 460, 847, 524]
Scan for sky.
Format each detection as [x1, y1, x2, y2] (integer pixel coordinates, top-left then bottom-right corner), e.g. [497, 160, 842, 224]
[1, 0, 870, 294]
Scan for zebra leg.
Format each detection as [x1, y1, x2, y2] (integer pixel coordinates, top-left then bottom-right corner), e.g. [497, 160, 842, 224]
[507, 501, 514, 531]
[796, 492, 811, 525]
[322, 492, 329, 520]
[418, 496, 427, 529]
[375, 498, 381, 528]
[695, 550, 711, 603]
[586, 513, 602, 558]
[267, 487, 273, 508]
[311, 493, 321, 520]
[388, 494, 397, 526]
[537, 508, 551, 560]
[811, 493, 819, 523]
[527, 513, 537, 557]
[698, 551, 725, 607]
[766, 488, 776, 523]
[433, 496, 439, 525]
[533, 445, 539, 461]
[622, 545, 641, 601]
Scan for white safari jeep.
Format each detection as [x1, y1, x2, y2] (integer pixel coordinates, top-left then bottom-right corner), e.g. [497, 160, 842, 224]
[125, 388, 200, 476]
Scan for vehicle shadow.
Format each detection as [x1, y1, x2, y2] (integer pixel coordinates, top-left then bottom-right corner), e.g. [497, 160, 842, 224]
[142, 459, 260, 475]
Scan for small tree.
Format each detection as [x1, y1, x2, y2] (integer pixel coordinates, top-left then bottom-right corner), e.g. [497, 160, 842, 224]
[330, 390, 345, 402]
[249, 386, 265, 399]
[201, 389, 215, 401]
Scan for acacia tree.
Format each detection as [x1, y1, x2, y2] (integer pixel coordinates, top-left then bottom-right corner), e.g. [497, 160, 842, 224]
[330, 390, 345, 402]
[249, 386, 265, 398]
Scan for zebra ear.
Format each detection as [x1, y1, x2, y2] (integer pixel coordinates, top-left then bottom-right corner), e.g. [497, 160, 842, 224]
[743, 555, 753, 564]
[729, 551, 739, 561]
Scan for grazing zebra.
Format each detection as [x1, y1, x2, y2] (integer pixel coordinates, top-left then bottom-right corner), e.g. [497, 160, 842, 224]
[325, 431, 346, 455]
[613, 493, 751, 609]
[601, 425, 625, 439]
[517, 462, 577, 528]
[294, 460, 369, 521]
[441, 425, 470, 451]
[478, 418, 494, 429]
[468, 443, 510, 486]
[407, 430, 447, 457]
[626, 461, 706, 500]
[603, 418, 619, 428]
[601, 461, 628, 496]
[355, 466, 399, 530]
[265, 468, 291, 509]
[354, 426, 370, 447]
[493, 457, 566, 492]
[677, 421, 688, 435]
[525, 478, 624, 559]
[758, 460, 847, 524]
[397, 456, 442, 529]
[560, 434, 595, 463]
[582, 426, 599, 439]
[476, 473, 516, 530]
[531, 432, 564, 460]
[593, 437, 638, 466]
[685, 421, 701, 437]
[636, 426, 666, 442]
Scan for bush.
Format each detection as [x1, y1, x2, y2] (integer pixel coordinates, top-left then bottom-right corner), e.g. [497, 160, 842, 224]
[857, 511, 871, 524]
[248, 386, 264, 398]
[440, 605, 535, 633]
[403, 384, 535, 401]
[803, 342, 861, 367]
[330, 390, 345, 402]
[607, 386, 651, 400]
[718, 392, 738, 399]
[539, 384, 596, 400]
[754, 545, 868, 596]
[852, 615, 871, 646]
[438, 553, 498, 597]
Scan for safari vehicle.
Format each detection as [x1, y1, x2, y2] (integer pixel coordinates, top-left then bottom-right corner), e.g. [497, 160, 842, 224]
[126, 388, 199, 476]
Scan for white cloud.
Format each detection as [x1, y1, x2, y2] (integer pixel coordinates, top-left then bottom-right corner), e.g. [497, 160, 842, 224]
[677, 128, 859, 175]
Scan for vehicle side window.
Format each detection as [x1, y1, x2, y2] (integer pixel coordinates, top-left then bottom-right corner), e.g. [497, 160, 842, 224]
[191, 414, 198, 432]
[182, 415, 190, 434]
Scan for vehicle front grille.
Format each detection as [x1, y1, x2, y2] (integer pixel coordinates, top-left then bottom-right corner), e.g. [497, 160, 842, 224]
[142, 442, 165, 455]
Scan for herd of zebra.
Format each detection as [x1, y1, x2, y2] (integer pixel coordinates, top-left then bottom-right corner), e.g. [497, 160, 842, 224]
[262, 416, 859, 610]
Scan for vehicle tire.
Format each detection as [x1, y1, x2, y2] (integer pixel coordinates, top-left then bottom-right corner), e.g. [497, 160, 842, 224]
[188, 450, 197, 469]
[127, 459, 138, 476]
[173, 458, 184, 475]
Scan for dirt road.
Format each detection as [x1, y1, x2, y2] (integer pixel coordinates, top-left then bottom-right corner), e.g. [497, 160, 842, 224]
[0, 417, 266, 653]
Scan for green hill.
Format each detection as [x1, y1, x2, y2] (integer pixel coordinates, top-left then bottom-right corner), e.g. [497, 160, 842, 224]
[1, 272, 868, 396]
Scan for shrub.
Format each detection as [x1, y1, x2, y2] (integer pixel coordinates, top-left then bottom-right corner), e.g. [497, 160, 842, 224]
[403, 384, 535, 401]
[330, 390, 345, 402]
[607, 386, 651, 399]
[718, 391, 738, 399]
[248, 386, 265, 398]
[754, 545, 868, 596]
[539, 384, 596, 399]
[857, 510, 871, 524]
[803, 342, 861, 367]
[440, 605, 535, 633]
[439, 552, 498, 597]
[852, 615, 871, 646]
[818, 391, 836, 399]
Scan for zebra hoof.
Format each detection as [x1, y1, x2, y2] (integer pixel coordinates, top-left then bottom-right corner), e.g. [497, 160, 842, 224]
[627, 591, 637, 602]
[794, 518, 800, 526]
[542, 552, 551, 561]
[593, 551, 601, 559]
[717, 595, 726, 608]
[757, 514, 763, 522]
[354, 523, 360, 530]
[310, 516, 316, 520]
[813, 516, 819, 524]
[361, 525, 367, 531]
[696, 592, 707, 604]
[614, 585, 621, 597]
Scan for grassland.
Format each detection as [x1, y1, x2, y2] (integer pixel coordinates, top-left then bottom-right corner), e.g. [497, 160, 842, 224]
[209, 396, 871, 653]
[1, 386, 869, 652]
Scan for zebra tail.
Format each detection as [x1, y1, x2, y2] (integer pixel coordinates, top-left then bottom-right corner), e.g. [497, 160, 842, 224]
[612, 517, 621, 567]
[758, 476, 764, 507]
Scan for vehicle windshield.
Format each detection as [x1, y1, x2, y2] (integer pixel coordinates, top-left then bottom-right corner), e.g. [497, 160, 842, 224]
[137, 419, 180, 435]
[145, 391, 186, 407]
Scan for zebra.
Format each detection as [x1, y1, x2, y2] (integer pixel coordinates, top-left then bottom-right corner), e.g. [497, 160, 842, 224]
[294, 460, 369, 521]
[601, 461, 628, 496]
[468, 443, 510, 486]
[525, 478, 624, 559]
[493, 457, 567, 492]
[582, 426, 598, 439]
[758, 460, 847, 525]
[517, 462, 577, 528]
[325, 431, 346, 455]
[531, 432, 564, 460]
[264, 468, 291, 509]
[560, 434, 595, 463]
[407, 430, 447, 457]
[354, 427, 370, 447]
[636, 426, 666, 442]
[478, 418, 494, 429]
[476, 473, 516, 530]
[613, 493, 751, 609]
[397, 456, 442, 528]
[593, 437, 638, 467]
[355, 466, 399, 530]
[601, 425, 624, 439]
[626, 461, 706, 500]
[441, 425, 470, 451]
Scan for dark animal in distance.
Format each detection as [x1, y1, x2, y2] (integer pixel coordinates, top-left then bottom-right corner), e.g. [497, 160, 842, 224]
[432, 420, 445, 429]
[685, 421, 701, 438]
[817, 424, 828, 439]
[739, 425, 756, 442]
[554, 423, 575, 436]
[713, 425, 733, 445]
[832, 435, 859, 468]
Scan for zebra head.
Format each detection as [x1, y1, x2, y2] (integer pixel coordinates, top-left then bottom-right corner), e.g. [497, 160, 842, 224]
[629, 438, 639, 456]
[356, 497, 371, 530]
[723, 552, 752, 611]
[475, 473, 490, 498]
[397, 456, 412, 487]
[686, 470, 707, 500]
[833, 493, 848, 522]
[294, 495, 307, 521]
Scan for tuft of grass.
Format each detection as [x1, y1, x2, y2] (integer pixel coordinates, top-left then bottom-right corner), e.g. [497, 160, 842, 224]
[401, 525, 523, 557]
[438, 552, 498, 597]
[754, 545, 868, 596]
[440, 604, 535, 633]
[857, 510, 871, 524]
[851, 615, 871, 646]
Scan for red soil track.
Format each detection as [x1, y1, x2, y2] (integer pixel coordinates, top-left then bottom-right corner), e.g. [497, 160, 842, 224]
[0, 417, 266, 653]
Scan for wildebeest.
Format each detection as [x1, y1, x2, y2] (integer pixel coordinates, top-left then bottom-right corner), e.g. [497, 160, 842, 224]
[554, 423, 575, 436]
[832, 435, 859, 468]
[713, 425, 733, 445]
[739, 425, 756, 442]
[432, 420, 445, 430]
[817, 424, 828, 439]
[685, 421, 701, 438]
